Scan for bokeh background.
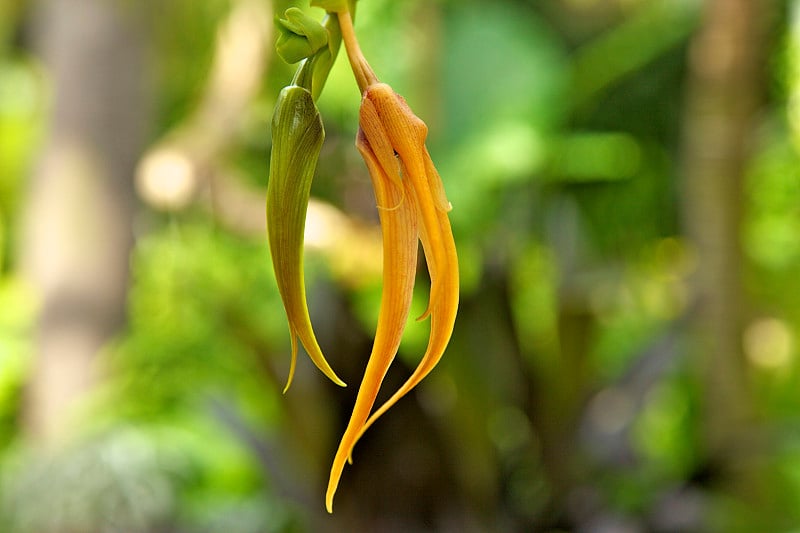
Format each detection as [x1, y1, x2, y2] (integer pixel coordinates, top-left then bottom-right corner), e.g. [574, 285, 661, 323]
[0, 0, 797, 531]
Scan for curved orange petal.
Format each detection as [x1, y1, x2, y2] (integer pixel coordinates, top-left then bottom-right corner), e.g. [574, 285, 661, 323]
[348, 150, 459, 445]
[325, 129, 419, 513]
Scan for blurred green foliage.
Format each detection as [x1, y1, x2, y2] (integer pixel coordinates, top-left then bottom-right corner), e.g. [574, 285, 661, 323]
[0, 0, 798, 531]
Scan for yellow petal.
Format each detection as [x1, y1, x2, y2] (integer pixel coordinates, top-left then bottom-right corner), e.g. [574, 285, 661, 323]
[325, 129, 419, 513]
[348, 149, 459, 445]
[362, 191, 459, 431]
[363, 83, 457, 327]
[358, 96, 403, 189]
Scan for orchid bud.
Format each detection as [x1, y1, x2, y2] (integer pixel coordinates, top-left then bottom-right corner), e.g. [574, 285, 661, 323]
[275, 7, 329, 64]
[267, 84, 346, 391]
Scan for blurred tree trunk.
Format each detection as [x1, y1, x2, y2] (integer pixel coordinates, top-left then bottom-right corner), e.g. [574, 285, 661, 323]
[680, 0, 767, 477]
[20, 0, 147, 442]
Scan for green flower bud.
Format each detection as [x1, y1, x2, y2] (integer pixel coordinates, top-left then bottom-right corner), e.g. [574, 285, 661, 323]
[267, 85, 346, 391]
[276, 7, 329, 64]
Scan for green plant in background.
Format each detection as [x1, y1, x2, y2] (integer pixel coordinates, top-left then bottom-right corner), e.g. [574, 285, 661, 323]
[3, 0, 798, 530]
[266, 0, 459, 512]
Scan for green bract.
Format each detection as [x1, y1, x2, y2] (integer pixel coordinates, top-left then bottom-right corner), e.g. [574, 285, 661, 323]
[276, 7, 329, 64]
[266, 85, 346, 390]
[280, 13, 342, 100]
[309, 14, 341, 100]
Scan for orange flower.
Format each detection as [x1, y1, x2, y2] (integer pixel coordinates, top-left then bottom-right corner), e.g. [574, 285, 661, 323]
[325, 79, 459, 512]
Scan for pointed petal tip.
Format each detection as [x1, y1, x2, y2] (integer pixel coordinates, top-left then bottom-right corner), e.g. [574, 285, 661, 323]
[325, 489, 336, 514]
[282, 334, 299, 393]
[416, 306, 432, 322]
[319, 359, 347, 387]
[314, 365, 347, 387]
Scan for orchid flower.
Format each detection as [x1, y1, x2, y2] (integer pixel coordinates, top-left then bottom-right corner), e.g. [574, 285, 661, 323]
[324, 7, 460, 513]
[267, 1, 458, 511]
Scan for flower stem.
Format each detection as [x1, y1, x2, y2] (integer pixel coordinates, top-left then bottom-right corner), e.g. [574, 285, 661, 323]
[337, 9, 377, 93]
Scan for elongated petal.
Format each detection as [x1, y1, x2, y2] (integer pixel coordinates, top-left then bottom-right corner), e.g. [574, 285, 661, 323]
[325, 129, 419, 513]
[346, 149, 459, 446]
[357, 96, 404, 189]
[359, 184, 458, 435]
[267, 85, 346, 390]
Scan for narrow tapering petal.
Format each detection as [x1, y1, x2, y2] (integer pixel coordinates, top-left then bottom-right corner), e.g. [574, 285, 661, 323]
[358, 185, 458, 436]
[361, 82, 459, 366]
[325, 130, 419, 513]
[344, 138, 459, 447]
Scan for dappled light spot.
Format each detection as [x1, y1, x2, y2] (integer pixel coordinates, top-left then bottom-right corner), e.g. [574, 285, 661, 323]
[550, 132, 642, 182]
[304, 200, 347, 249]
[634, 382, 691, 468]
[588, 386, 636, 435]
[744, 317, 795, 370]
[482, 121, 545, 182]
[304, 199, 383, 287]
[136, 149, 196, 211]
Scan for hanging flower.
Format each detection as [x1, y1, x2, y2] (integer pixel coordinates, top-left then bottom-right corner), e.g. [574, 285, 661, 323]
[323, 8, 460, 513]
[267, 1, 459, 512]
